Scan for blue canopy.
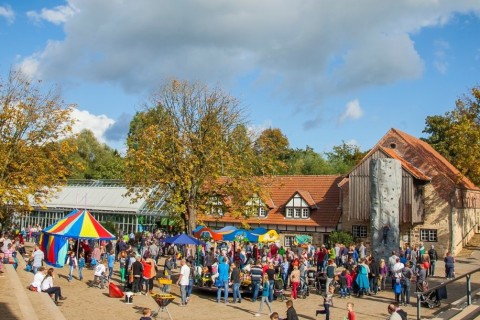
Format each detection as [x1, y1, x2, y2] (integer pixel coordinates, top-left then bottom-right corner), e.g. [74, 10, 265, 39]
[250, 227, 268, 235]
[222, 229, 258, 242]
[161, 234, 205, 245]
[193, 226, 204, 233]
[216, 226, 237, 233]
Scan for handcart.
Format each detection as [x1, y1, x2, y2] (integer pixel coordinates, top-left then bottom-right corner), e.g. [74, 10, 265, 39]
[151, 293, 175, 320]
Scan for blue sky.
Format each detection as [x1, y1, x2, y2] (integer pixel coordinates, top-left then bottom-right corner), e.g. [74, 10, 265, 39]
[1, 1, 479, 153]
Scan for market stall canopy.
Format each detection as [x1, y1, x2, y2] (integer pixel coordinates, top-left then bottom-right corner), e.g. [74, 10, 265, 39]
[161, 234, 205, 245]
[194, 227, 223, 241]
[43, 209, 115, 240]
[295, 234, 312, 245]
[215, 226, 237, 234]
[258, 229, 279, 243]
[250, 227, 268, 235]
[222, 229, 258, 242]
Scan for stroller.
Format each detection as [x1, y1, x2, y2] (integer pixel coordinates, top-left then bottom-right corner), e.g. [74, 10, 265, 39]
[274, 277, 286, 301]
[307, 270, 317, 290]
[315, 272, 327, 295]
[298, 277, 310, 299]
[419, 281, 442, 309]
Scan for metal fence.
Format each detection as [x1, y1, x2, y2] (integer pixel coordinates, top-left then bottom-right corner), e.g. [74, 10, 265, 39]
[414, 266, 480, 320]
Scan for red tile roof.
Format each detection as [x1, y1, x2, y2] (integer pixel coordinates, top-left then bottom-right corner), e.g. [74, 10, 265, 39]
[380, 128, 479, 191]
[378, 146, 431, 181]
[201, 175, 343, 227]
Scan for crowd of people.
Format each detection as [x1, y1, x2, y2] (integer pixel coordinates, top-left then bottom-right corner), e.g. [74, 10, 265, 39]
[0, 226, 462, 319]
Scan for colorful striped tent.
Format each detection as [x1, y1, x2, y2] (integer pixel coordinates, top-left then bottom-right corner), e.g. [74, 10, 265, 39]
[40, 209, 115, 267]
[43, 209, 115, 240]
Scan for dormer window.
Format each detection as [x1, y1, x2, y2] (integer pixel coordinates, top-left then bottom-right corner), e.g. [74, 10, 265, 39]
[245, 195, 268, 217]
[206, 196, 224, 216]
[285, 193, 311, 219]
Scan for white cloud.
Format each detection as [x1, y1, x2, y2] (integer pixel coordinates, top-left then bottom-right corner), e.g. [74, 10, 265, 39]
[433, 40, 450, 74]
[27, 4, 76, 25]
[18, 0, 480, 111]
[0, 5, 15, 23]
[70, 109, 115, 143]
[339, 99, 363, 123]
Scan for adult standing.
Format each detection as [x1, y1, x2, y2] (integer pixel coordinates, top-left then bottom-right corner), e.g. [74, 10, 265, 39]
[444, 252, 455, 279]
[163, 255, 173, 292]
[142, 253, 157, 295]
[427, 245, 438, 277]
[368, 257, 380, 295]
[400, 262, 413, 306]
[230, 262, 242, 303]
[132, 256, 144, 294]
[416, 263, 427, 292]
[250, 260, 263, 302]
[31, 245, 44, 274]
[216, 257, 230, 304]
[265, 262, 276, 302]
[255, 274, 273, 317]
[176, 258, 190, 306]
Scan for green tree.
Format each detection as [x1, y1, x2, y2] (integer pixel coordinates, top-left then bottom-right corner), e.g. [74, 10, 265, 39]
[125, 79, 270, 233]
[65, 129, 125, 179]
[286, 146, 333, 175]
[423, 86, 480, 185]
[254, 128, 290, 175]
[325, 141, 367, 174]
[0, 70, 75, 220]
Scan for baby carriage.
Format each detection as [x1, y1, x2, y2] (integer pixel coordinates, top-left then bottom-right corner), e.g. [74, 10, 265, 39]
[298, 277, 310, 299]
[274, 277, 285, 301]
[307, 270, 317, 290]
[315, 272, 327, 295]
[419, 281, 442, 309]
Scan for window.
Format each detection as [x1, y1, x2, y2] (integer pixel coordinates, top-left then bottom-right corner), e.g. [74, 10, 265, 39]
[420, 229, 437, 242]
[245, 195, 268, 217]
[294, 208, 301, 218]
[259, 206, 267, 217]
[284, 236, 295, 247]
[207, 196, 224, 216]
[301, 208, 310, 218]
[286, 208, 294, 218]
[285, 193, 311, 219]
[352, 225, 367, 238]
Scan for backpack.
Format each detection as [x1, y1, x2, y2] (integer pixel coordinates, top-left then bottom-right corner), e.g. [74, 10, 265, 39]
[397, 309, 408, 320]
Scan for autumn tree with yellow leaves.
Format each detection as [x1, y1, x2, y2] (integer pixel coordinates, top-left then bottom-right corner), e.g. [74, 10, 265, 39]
[423, 86, 480, 185]
[0, 70, 75, 221]
[125, 80, 275, 233]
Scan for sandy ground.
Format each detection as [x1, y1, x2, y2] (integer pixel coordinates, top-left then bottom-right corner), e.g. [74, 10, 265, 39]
[5, 244, 480, 320]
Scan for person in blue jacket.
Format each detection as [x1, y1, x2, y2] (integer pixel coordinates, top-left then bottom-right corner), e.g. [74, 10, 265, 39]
[255, 274, 273, 316]
[216, 256, 230, 304]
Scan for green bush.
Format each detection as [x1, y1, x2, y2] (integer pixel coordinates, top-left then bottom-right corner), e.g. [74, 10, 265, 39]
[328, 230, 355, 247]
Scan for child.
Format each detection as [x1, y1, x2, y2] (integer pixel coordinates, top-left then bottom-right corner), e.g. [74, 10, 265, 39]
[285, 299, 299, 320]
[139, 307, 152, 320]
[339, 270, 348, 298]
[316, 285, 334, 320]
[119, 251, 126, 283]
[66, 252, 77, 282]
[394, 278, 402, 303]
[270, 312, 280, 320]
[211, 259, 219, 284]
[78, 253, 85, 281]
[346, 302, 356, 320]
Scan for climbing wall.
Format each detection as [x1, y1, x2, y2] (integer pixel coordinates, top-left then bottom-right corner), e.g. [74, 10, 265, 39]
[370, 158, 402, 261]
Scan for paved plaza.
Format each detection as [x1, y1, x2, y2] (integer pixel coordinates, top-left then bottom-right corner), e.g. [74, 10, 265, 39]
[1, 244, 480, 320]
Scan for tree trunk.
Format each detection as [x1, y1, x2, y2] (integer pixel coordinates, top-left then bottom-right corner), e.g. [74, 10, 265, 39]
[186, 204, 197, 235]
